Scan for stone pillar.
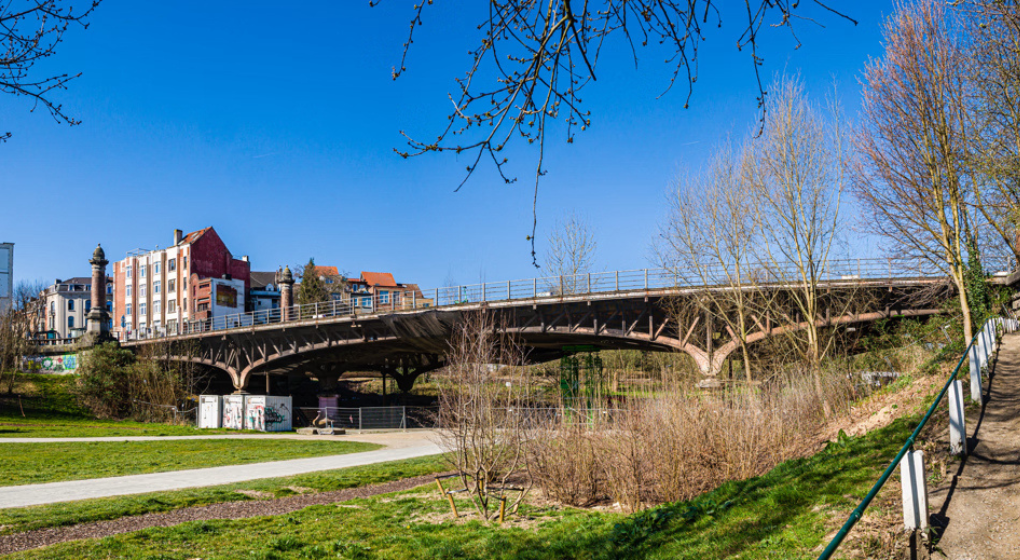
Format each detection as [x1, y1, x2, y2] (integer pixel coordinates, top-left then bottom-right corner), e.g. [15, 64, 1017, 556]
[279, 266, 294, 322]
[86, 244, 111, 342]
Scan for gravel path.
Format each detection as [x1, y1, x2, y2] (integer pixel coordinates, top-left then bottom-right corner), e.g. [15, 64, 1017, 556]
[929, 331, 1020, 559]
[0, 472, 451, 555]
[0, 432, 440, 509]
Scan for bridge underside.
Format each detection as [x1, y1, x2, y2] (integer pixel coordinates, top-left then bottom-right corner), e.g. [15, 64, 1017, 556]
[131, 281, 951, 393]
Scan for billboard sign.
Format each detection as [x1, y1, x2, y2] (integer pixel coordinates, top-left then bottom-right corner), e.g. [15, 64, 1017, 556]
[215, 284, 237, 308]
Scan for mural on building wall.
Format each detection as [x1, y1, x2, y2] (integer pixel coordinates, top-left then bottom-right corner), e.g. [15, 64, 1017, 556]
[23, 354, 79, 373]
[216, 285, 237, 307]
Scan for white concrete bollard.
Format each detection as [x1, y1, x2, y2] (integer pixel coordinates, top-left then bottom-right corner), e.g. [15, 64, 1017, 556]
[901, 450, 929, 531]
[949, 379, 967, 456]
[969, 344, 983, 403]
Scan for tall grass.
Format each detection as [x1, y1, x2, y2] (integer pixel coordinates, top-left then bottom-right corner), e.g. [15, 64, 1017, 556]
[528, 366, 864, 511]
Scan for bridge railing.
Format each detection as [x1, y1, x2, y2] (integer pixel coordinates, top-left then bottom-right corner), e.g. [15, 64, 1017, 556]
[295, 406, 438, 430]
[120, 256, 1015, 341]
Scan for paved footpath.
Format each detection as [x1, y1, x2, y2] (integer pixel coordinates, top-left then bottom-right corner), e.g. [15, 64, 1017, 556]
[0, 431, 441, 509]
[929, 332, 1020, 559]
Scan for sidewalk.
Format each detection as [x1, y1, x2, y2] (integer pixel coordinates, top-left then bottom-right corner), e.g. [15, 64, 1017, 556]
[0, 432, 441, 509]
[928, 331, 1020, 559]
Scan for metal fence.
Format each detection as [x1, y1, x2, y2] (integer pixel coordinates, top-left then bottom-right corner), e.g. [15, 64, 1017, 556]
[295, 406, 438, 431]
[121, 256, 1016, 341]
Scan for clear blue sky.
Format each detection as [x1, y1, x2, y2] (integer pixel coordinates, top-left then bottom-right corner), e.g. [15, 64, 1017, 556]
[1, 1, 895, 289]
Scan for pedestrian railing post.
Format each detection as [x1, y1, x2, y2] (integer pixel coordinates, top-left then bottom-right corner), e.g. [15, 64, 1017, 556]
[533, 278, 537, 298]
[644, 269, 648, 290]
[949, 379, 966, 456]
[507, 280, 512, 301]
[969, 345, 983, 403]
[900, 450, 929, 531]
[615, 270, 619, 292]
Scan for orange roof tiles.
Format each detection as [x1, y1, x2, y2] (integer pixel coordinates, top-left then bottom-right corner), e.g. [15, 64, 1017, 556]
[313, 266, 340, 277]
[182, 227, 212, 244]
[361, 271, 397, 287]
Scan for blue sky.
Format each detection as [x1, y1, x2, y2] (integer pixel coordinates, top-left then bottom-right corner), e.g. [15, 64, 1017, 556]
[1, 1, 895, 289]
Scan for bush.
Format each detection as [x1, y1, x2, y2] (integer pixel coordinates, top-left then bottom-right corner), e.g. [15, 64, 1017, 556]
[74, 342, 136, 418]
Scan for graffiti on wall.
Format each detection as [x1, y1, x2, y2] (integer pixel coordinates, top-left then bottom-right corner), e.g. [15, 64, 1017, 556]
[222, 398, 244, 430]
[243, 397, 292, 431]
[23, 354, 79, 372]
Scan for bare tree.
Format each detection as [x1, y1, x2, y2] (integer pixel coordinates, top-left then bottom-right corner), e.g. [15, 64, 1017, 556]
[854, 1, 977, 342]
[960, 0, 1020, 262]
[658, 142, 763, 382]
[544, 212, 597, 294]
[1, 0, 102, 142]
[380, 1, 856, 262]
[436, 311, 533, 521]
[746, 75, 849, 415]
[0, 280, 45, 394]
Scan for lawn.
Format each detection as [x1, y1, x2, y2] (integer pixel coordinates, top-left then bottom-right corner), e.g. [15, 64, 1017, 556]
[0, 439, 380, 486]
[0, 373, 249, 437]
[2, 414, 923, 560]
[0, 454, 450, 535]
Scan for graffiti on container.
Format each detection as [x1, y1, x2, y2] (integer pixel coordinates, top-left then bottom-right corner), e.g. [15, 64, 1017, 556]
[222, 399, 244, 430]
[246, 403, 265, 431]
[22, 354, 79, 372]
[265, 402, 290, 428]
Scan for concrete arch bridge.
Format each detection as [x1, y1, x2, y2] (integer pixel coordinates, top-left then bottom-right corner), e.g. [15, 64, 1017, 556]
[121, 259, 1002, 394]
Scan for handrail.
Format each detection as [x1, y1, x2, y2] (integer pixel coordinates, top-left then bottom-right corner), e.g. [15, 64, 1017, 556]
[816, 317, 1005, 559]
[117, 256, 1016, 342]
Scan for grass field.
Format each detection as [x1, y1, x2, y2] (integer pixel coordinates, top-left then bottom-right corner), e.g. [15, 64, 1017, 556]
[0, 454, 450, 535]
[0, 373, 253, 437]
[0, 439, 381, 486]
[2, 412, 924, 560]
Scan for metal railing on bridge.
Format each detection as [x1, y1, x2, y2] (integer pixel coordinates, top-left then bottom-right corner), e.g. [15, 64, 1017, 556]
[295, 406, 438, 431]
[121, 256, 1015, 342]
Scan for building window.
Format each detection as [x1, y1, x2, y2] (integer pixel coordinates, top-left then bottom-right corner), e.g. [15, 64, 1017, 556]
[141, 265, 147, 278]
[126, 303, 132, 315]
[85, 301, 91, 312]
[154, 301, 161, 314]
[168, 279, 176, 293]
[49, 318, 54, 330]
[68, 299, 75, 311]
[393, 292, 402, 304]
[154, 262, 161, 274]
[168, 300, 176, 314]
[140, 286, 147, 297]
[140, 303, 146, 316]
[50, 301, 55, 314]
[126, 285, 132, 297]
[154, 281, 161, 294]
[361, 297, 371, 308]
[106, 302, 112, 312]
[168, 258, 176, 272]
[183, 298, 187, 312]
[68, 316, 74, 329]
[183, 256, 188, 269]
[126, 266, 132, 279]
[380, 291, 389, 304]
[107, 284, 113, 295]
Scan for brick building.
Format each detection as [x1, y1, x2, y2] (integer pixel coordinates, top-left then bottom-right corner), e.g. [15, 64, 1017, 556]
[112, 227, 251, 340]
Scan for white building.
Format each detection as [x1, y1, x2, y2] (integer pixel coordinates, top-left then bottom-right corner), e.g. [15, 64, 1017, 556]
[38, 277, 113, 340]
[0, 243, 12, 315]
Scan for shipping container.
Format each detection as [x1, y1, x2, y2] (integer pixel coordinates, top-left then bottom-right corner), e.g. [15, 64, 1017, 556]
[198, 395, 221, 428]
[221, 394, 245, 430]
[244, 395, 293, 432]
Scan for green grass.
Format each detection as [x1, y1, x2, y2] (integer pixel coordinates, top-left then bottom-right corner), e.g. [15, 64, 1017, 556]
[0, 373, 257, 437]
[3, 415, 921, 560]
[0, 439, 380, 486]
[0, 454, 450, 535]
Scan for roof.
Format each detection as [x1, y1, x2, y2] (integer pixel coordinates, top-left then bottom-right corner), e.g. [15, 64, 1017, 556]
[361, 271, 397, 287]
[60, 277, 94, 286]
[313, 266, 340, 277]
[250, 271, 278, 289]
[182, 227, 212, 245]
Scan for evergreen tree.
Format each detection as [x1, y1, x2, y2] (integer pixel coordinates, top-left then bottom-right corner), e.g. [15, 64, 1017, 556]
[297, 258, 329, 305]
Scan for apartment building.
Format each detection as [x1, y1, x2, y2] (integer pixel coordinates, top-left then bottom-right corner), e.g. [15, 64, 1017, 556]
[112, 227, 251, 340]
[37, 276, 113, 340]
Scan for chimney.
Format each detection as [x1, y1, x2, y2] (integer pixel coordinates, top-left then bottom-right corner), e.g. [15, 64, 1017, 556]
[173, 229, 183, 246]
[241, 255, 249, 262]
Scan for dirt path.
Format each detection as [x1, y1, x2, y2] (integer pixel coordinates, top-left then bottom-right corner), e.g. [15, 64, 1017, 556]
[928, 332, 1020, 560]
[0, 472, 451, 555]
